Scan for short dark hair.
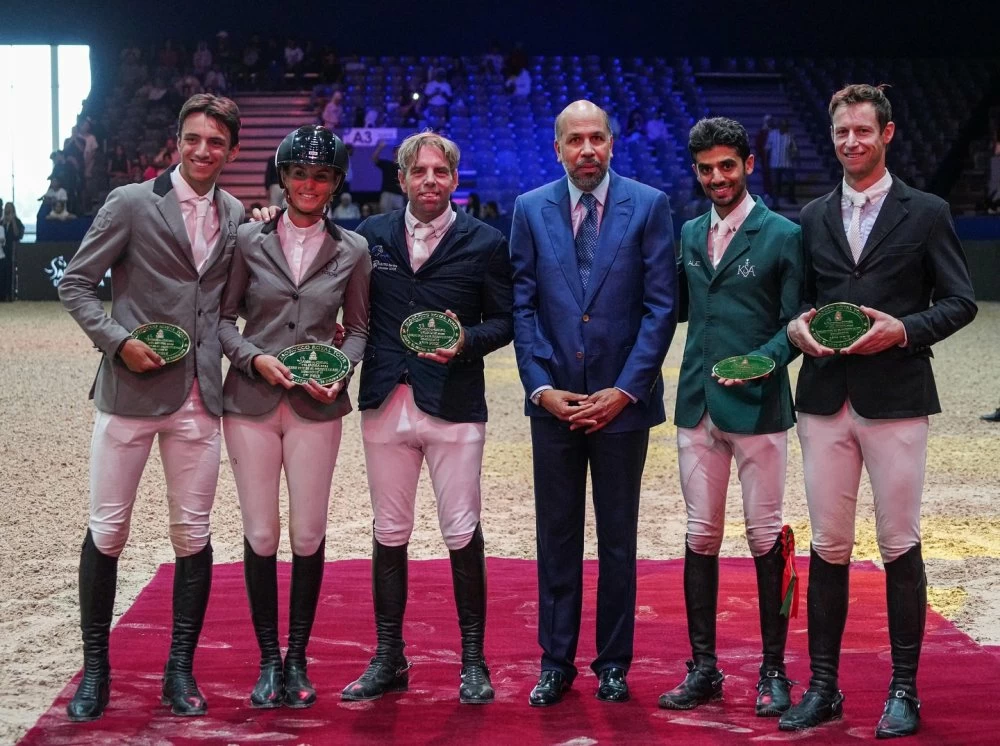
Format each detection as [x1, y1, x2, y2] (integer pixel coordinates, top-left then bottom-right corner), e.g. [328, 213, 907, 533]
[176, 93, 241, 147]
[828, 84, 892, 132]
[687, 117, 751, 161]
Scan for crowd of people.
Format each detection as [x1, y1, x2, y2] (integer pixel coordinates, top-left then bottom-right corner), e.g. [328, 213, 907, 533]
[52, 82, 980, 743]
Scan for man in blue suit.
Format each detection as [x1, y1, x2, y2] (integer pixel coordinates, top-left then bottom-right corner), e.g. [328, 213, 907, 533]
[510, 100, 678, 706]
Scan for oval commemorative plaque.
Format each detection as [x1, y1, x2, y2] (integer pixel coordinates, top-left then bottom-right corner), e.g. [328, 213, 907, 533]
[712, 354, 776, 381]
[131, 322, 191, 364]
[809, 302, 870, 349]
[400, 311, 461, 353]
[276, 343, 351, 386]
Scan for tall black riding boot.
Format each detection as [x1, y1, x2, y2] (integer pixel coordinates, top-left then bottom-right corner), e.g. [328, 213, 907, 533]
[875, 544, 926, 739]
[284, 537, 325, 708]
[659, 543, 724, 710]
[450, 524, 494, 704]
[341, 538, 411, 701]
[753, 534, 792, 716]
[67, 530, 118, 722]
[779, 546, 849, 731]
[243, 538, 283, 708]
[161, 541, 213, 716]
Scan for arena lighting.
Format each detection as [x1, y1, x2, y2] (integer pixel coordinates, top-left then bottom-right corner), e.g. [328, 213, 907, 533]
[0, 44, 91, 237]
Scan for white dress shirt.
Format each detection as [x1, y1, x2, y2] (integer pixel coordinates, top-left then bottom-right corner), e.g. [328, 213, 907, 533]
[277, 212, 327, 285]
[403, 203, 456, 270]
[170, 168, 219, 272]
[708, 191, 756, 267]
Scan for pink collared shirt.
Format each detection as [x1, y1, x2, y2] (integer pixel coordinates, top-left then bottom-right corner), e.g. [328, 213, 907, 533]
[278, 212, 328, 285]
[170, 167, 219, 270]
[708, 191, 756, 267]
[404, 203, 456, 265]
[567, 172, 610, 237]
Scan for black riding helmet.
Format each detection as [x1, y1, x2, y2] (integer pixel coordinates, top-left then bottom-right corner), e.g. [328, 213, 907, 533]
[275, 125, 349, 187]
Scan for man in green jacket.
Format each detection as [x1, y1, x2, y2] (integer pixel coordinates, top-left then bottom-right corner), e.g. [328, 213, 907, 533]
[659, 117, 804, 717]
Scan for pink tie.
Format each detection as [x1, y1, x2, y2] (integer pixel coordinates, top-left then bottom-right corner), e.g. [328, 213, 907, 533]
[191, 198, 210, 271]
[411, 223, 433, 271]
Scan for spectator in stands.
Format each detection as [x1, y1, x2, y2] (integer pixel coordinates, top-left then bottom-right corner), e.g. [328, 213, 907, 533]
[482, 201, 499, 219]
[0, 201, 23, 302]
[42, 182, 69, 207]
[155, 136, 180, 172]
[283, 38, 305, 87]
[331, 192, 361, 220]
[136, 152, 157, 182]
[646, 109, 668, 142]
[389, 89, 422, 127]
[425, 68, 454, 117]
[46, 199, 77, 221]
[176, 69, 205, 98]
[204, 64, 228, 94]
[193, 41, 212, 76]
[145, 76, 170, 104]
[625, 109, 646, 142]
[241, 34, 262, 87]
[483, 43, 504, 75]
[372, 141, 406, 214]
[505, 65, 531, 97]
[107, 144, 131, 182]
[756, 115, 773, 198]
[986, 140, 1000, 214]
[466, 192, 482, 218]
[322, 91, 345, 132]
[158, 39, 180, 74]
[766, 120, 797, 208]
[361, 202, 375, 218]
[214, 31, 233, 72]
[77, 120, 100, 180]
[265, 156, 283, 208]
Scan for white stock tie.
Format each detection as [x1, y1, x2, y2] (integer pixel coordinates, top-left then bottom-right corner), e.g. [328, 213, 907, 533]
[191, 197, 211, 271]
[411, 223, 433, 271]
[847, 192, 867, 264]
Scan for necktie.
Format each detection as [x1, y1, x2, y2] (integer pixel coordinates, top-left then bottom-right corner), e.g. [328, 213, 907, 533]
[712, 220, 732, 268]
[191, 197, 210, 271]
[411, 223, 433, 271]
[576, 192, 599, 289]
[847, 192, 867, 263]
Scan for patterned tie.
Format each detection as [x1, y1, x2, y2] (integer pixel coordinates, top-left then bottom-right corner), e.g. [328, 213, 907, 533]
[411, 222, 433, 271]
[191, 197, 211, 271]
[847, 192, 868, 263]
[576, 192, 599, 290]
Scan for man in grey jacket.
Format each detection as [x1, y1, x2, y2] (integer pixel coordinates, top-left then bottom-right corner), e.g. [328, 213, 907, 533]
[58, 94, 244, 721]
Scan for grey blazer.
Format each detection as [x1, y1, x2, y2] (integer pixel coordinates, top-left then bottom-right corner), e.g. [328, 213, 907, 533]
[59, 167, 245, 417]
[219, 214, 371, 421]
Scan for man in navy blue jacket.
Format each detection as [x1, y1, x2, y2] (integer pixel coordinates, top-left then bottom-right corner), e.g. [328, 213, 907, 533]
[341, 131, 513, 705]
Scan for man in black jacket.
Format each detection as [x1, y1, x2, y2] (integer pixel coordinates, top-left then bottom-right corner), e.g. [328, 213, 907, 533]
[341, 131, 513, 705]
[778, 84, 977, 739]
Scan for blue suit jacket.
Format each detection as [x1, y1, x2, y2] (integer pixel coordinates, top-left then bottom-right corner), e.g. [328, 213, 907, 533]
[510, 171, 678, 433]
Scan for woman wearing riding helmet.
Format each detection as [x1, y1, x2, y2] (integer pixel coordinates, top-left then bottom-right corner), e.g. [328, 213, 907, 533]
[219, 125, 371, 709]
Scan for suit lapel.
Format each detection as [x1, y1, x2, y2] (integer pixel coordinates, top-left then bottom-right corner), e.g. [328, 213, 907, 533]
[542, 180, 584, 309]
[857, 178, 908, 265]
[200, 190, 233, 275]
[583, 174, 633, 309]
[417, 207, 469, 274]
[260, 230, 296, 286]
[821, 187, 854, 265]
[388, 211, 413, 275]
[299, 220, 345, 286]
[711, 198, 765, 281]
[154, 189, 197, 271]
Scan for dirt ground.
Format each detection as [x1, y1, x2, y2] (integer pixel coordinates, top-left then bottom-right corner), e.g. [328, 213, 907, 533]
[0, 300, 997, 744]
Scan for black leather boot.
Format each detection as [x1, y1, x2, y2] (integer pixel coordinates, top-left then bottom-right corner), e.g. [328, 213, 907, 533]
[754, 534, 792, 716]
[341, 538, 411, 701]
[875, 544, 926, 739]
[67, 530, 117, 722]
[450, 524, 494, 704]
[659, 543, 724, 710]
[243, 538, 283, 708]
[283, 538, 325, 708]
[161, 542, 213, 716]
[779, 547, 848, 731]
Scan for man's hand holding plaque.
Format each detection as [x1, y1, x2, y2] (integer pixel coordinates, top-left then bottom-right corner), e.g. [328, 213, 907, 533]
[712, 353, 776, 386]
[401, 309, 464, 364]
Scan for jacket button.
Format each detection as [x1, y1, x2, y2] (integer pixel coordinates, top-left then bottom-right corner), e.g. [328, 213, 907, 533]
[576, 351, 584, 360]
[854, 271, 862, 279]
[409, 300, 416, 307]
[292, 292, 299, 300]
[582, 314, 590, 322]
[196, 340, 201, 347]
[197, 309, 203, 316]
[288, 322, 295, 329]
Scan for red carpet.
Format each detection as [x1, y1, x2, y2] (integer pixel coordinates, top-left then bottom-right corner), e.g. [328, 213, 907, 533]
[21, 558, 1000, 745]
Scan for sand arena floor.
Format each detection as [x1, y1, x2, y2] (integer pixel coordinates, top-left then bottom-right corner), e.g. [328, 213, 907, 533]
[0, 300, 997, 743]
